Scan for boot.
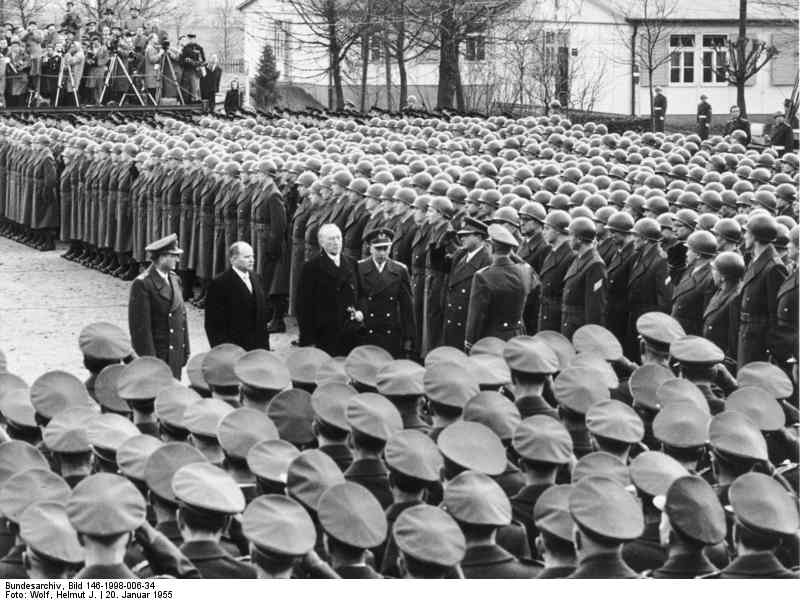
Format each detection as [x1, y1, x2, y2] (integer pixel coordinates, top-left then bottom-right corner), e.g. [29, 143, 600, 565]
[89, 250, 105, 269]
[98, 250, 113, 272]
[103, 254, 119, 274]
[74, 246, 91, 263]
[38, 231, 55, 251]
[62, 242, 78, 260]
[267, 296, 288, 333]
[80, 248, 97, 266]
[120, 263, 140, 281]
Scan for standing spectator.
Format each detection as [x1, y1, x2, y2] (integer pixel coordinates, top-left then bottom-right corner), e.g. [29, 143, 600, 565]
[180, 33, 205, 103]
[23, 21, 43, 100]
[696, 94, 712, 140]
[143, 34, 164, 102]
[224, 79, 241, 117]
[0, 38, 8, 107]
[42, 23, 57, 47]
[123, 7, 144, 34]
[61, 1, 83, 36]
[39, 43, 60, 104]
[132, 25, 148, 53]
[200, 54, 221, 113]
[767, 111, 794, 157]
[6, 39, 30, 107]
[99, 8, 119, 31]
[162, 38, 183, 100]
[84, 37, 109, 105]
[652, 86, 667, 133]
[784, 98, 799, 128]
[62, 40, 84, 106]
[723, 105, 751, 145]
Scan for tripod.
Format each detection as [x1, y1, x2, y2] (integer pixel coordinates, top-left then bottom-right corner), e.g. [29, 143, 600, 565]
[98, 53, 148, 106]
[54, 54, 80, 108]
[156, 50, 185, 105]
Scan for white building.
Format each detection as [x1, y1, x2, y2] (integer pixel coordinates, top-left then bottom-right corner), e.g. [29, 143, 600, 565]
[238, 0, 798, 118]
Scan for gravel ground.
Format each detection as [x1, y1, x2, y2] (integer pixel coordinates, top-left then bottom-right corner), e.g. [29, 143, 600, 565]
[0, 237, 298, 385]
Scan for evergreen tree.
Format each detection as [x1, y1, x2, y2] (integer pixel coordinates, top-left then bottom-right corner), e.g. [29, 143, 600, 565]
[252, 42, 281, 108]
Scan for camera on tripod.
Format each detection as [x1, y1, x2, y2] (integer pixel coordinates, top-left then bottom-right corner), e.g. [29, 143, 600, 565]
[161, 40, 170, 50]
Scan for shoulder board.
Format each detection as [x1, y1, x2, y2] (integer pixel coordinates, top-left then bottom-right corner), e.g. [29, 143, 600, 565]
[476, 265, 490, 275]
[390, 259, 409, 271]
[358, 258, 370, 264]
[135, 271, 148, 281]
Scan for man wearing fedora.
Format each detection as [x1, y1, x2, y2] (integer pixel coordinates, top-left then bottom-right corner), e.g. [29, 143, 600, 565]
[128, 234, 189, 378]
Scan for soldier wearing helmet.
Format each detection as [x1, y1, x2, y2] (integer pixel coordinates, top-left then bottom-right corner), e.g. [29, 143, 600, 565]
[538, 211, 576, 332]
[696, 95, 712, 140]
[773, 225, 798, 372]
[723, 105, 751, 145]
[390, 187, 418, 269]
[342, 180, 376, 262]
[671, 231, 717, 335]
[518, 201, 549, 274]
[703, 251, 746, 368]
[422, 197, 456, 353]
[561, 217, 607, 339]
[604, 212, 637, 346]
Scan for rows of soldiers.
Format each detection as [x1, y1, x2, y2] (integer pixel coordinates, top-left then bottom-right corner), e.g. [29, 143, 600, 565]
[0, 311, 798, 579]
[0, 110, 798, 368]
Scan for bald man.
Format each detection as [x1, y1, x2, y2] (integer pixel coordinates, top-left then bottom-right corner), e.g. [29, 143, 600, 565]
[204, 241, 271, 350]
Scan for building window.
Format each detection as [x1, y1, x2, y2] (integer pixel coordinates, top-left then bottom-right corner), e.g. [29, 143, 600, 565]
[543, 30, 569, 68]
[465, 34, 486, 61]
[670, 34, 695, 83]
[702, 34, 728, 83]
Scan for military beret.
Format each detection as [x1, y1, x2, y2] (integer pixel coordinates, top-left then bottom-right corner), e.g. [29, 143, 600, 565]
[67, 473, 146, 535]
[737, 361, 793, 400]
[629, 364, 673, 410]
[20, 501, 83, 565]
[652, 403, 710, 449]
[572, 452, 631, 486]
[424, 346, 469, 367]
[155, 384, 201, 430]
[286, 449, 345, 510]
[144, 233, 183, 255]
[234, 349, 292, 392]
[569, 476, 643, 541]
[246, 439, 300, 483]
[0, 468, 70, 523]
[670, 335, 724, 366]
[659, 475, 726, 545]
[182, 397, 233, 439]
[423, 362, 480, 408]
[309, 382, 356, 430]
[0, 441, 49, 485]
[656, 378, 710, 414]
[437, 421, 506, 476]
[533, 484, 575, 542]
[0, 388, 36, 429]
[30, 370, 92, 419]
[469, 337, 506, 358]
[530, 331, 575, 371]
[636, 312, 685, 349]
[572, 325, 622, 361]
[345, 345, 394, 388]
[202, 343, 246, 388]
[553, 367, 609, 414]
[144, 442, 207, 503]
[729, 472, 799, 537]
[186, 353, 210, 393]
[287, 347, 332, 385]
[513, 415, 573, 464]
[117, 357, 174, 402]
[709, 411, 768, 462]
[117, 434, 163, 482]
[172, 462, 245, 514]
[463, 391, 520, 440]
[318, 481, 387, 548]
[315, 357, 349, 387]
[43, 406, 99, 453]
[267, 389, 315, 445]
[217, 408, 279, 460]
[93, 364, 128, 413]
[243, 494, 317, 556]
[375, 360, 425, 397]
[442, 470, 511, 526]
[726, 386, 784, 431]
[585, 399, 644, 444]
[88, 413, 139, 453]
[394, 504, 466, 566]
[384, 429, 443, 482]
[78, 322, 132, 360]
[629, 451, 688, 497]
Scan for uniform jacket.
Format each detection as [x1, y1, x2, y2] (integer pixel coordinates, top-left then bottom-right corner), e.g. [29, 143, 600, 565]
[773, 269, 797, 362]
[702, 284, 741, 365]
[511, 483, 552, 553]
[653, 93, 667, 116]
[380, 499, 425, 577]
[569, 552, 639, 579]
[344, 458, 393, 509]
[179, 540, 256, 579]
[128, 265, 189, 378]
[75, 563, 139, 579]
[561, 246, 606, 336]
[538, 565, 576, 578]
[460, 544, 542, 578]
[0, 544, 26, 578]
[650, 551, 718, 578]
[597, 236, 617, 266]
[335, 564, 382, 578]
[717, 552, 797, 579]
[465, 255, 534, 346]
[356, 258, 415, 357]
[390, 213, 416, 268]
[622, 520, 667, 573]
[538, 241, 576, 331]
[520, 231, 550, 273]
[319, 443, 353, 472]
[342, 202, 369, 259]
[671, 260, 715, 335]
[515, 394, 558, 420]
[204, 268, 270, 351]
[443, 245, 492, 348]
[627, 242, 672, 313]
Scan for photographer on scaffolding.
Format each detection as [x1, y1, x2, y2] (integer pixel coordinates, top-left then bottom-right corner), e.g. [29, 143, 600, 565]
[180, 33, 205, 104]
[143, 33, 164, 103]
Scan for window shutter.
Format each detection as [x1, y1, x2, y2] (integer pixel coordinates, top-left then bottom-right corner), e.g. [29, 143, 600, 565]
[771, 31, 799, 86]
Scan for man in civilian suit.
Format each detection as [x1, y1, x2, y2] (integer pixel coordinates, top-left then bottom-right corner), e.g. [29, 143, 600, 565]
[204, 241, 270, 351]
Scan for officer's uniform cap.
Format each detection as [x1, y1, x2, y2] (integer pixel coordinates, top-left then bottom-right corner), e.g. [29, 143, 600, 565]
[393, 504, 466, 566]
[709, 411, 768, 462]
[234, 349, 292, 391]
[572, 325, 622, 361]
[442, 470, 511, 526]
[186, 353, 210, 392]
[346, 393, 403, 441]
[636, 312, 685, 349]
[20, 501, 83, 565]
[423, 362, 480, 408]
[183, 397, 234, 438]
[246, 439, 300, 483]
[345, 345, 394, 388]
[286, 449, 345, 510]
[78, 322, 132, 360]
[463, 391, 520, 440]
[726, 386, 784, 431]
[202, 343, 246, 387]
[530, 331, 576, 371]
[365, 228, 394, 247]
[30, 370, 92, 419]
[88, 413, 139, 453]
[569, 475, 643, 541]
[670, 335, 724, 366]
[315, 357, 349, 386]
[384, 430, 443, 482]
[243, 494, 316, 556]
[437, 421, 506, 476]
[0, 388, 36, 428]
[155, 384, 201, 430]
[737, 361, 793, 399]
[0, 441, 49, 485]
[117, 357, 174, 401]
[287, 347, 332, 385]
[629, 364, 673, 410]
[585, 399, 644, 444]
[67, 473, 146, 535]
[145, 233, 183, 255]
[0, 468, 70, 523]
[310, 382, 357, 430]
[172, 462, 245, 514]
[117, 434, 163, 482]
[572, 452, 631, 486]
[487, 223, 519, 247]
[659, 475, 726, 545]
[318, 482, 387, 548]
[469, 336, 506, 358]
[376, 359, 425, 397]
[218, 408, 279, 459]
[43, 407, 99, 453]
[144, 442, 207, 503]
[553, 367, 609, 414]
[629, 451, 688, 497]
[652, 403, 710, 448]
[729, 472, 799, 537]
[457, 217, 489, 237]
[568, 353, 619, 389]
[267, 389, 315, 444]
[656, 378, 710, 414]
[94, 364, 129, 413]
[513, 415, 573, 464]
[533, 484, 575, 541]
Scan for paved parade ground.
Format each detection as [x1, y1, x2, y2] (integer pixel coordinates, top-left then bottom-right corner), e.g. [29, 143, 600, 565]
[0, 236, 298, 383]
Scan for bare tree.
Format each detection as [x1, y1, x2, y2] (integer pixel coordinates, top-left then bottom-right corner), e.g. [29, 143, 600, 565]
[6, 0, 48, 26]
[212, 0, 243, 62]
[76, 0, 181, 23]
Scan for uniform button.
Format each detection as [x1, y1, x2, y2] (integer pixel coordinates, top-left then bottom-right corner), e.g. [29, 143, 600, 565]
[457, 322, 462, 326]
[462, 289, 466, 293]
[503, 322, 508, 327]
[458, 306, 462, 310]
[369, 330, 373, 334]
[386, 313, 390, 317]
[170, 329, 174, 333]
[169, 345, 173, 350]
[370, 313, 374, 317]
